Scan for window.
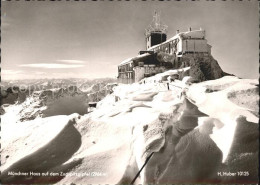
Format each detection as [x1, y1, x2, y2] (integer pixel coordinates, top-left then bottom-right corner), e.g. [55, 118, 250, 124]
[138, 62, 144, 67]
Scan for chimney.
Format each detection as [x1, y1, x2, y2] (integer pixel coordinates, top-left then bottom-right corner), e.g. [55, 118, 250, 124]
[189, 27, 192, 31]
[176, 30, 179, 34]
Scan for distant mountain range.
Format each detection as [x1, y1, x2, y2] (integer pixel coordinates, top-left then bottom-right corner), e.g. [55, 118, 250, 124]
[1, 78, 116, 106]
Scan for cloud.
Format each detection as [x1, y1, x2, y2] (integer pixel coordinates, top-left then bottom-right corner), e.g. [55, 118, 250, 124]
[19, 63, 85, 69]
[56, 60, 86, 64]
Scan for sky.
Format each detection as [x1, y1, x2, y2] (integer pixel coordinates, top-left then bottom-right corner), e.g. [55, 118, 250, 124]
[1, 0, 259, 80]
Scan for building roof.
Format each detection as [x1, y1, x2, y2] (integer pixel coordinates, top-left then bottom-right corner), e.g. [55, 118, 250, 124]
[118, 53, 151, 66]
[118, 29, 207, 67]
[147, 29, 206, 51]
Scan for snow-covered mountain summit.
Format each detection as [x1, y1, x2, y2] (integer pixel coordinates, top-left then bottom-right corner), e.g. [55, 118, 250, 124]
[1, 70, 258, 184]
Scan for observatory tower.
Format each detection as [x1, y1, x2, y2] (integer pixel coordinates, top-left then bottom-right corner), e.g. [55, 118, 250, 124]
[145, 11, 168, 50]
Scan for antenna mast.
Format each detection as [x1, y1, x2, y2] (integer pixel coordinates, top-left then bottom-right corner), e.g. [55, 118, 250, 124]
[145, 11, 168, 36]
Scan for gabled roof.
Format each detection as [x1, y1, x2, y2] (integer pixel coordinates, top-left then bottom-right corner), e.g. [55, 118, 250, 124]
[118, 53, 151, 66]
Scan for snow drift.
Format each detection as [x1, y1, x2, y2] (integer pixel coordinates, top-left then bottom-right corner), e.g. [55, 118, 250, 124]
[1, 73, 258, 184]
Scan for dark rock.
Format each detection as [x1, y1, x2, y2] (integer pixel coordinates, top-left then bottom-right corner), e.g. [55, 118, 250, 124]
[179, 56, 232, 82]
[1, 86, 29, 105]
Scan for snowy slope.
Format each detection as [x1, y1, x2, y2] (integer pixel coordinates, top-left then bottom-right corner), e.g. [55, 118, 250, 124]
[1, 73, 258, 184]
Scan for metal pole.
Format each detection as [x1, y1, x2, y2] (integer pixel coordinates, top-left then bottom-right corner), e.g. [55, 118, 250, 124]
[130, 152, 154, 185]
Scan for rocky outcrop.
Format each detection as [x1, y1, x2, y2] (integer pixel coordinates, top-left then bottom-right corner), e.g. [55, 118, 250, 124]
[156, 51, 232, 83]
[87, 83, 117, 102]
[18, 86, 88, 122]
[180, 56, 232, 82]
[1, 86, 30, 105]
